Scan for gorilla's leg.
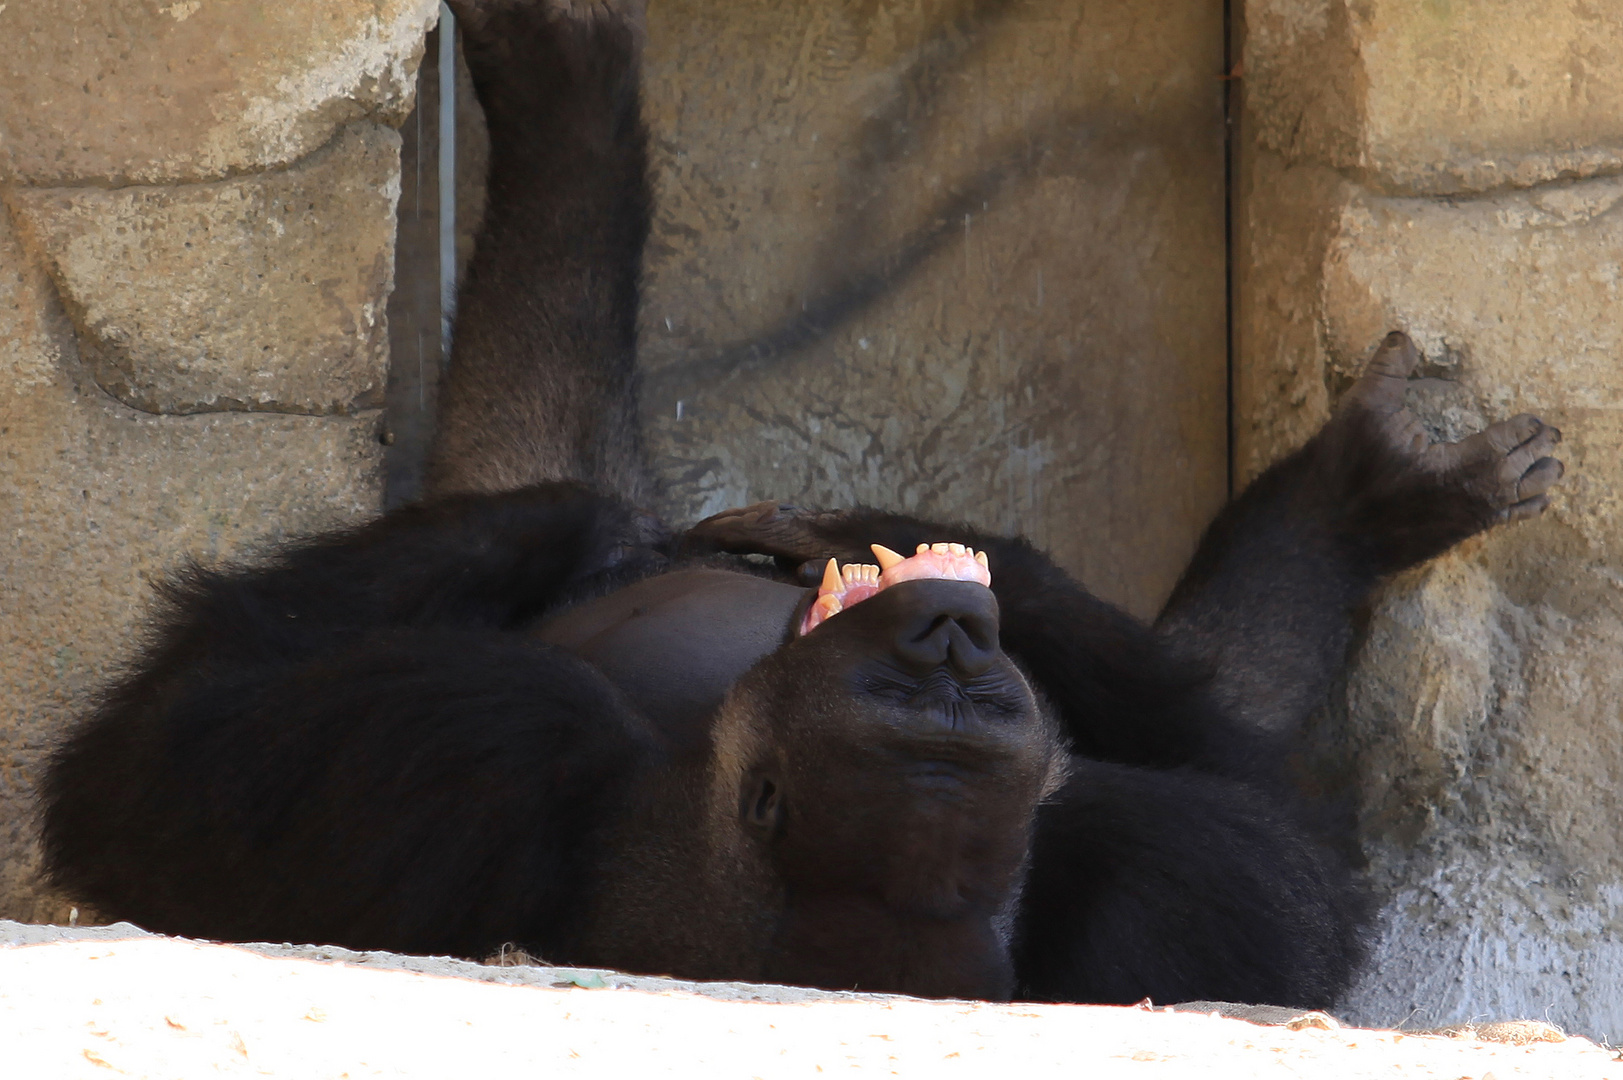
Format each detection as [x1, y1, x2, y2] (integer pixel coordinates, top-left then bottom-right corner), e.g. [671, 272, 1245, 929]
[1013, 758, 1365, 1008]
[41, 483, 667, 956]
[1155, 331, 1563, 734]
[426, 0, 650, 501]
[44, 626, 658, 959]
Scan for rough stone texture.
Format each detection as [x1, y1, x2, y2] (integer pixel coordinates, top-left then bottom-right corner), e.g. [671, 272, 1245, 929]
[0, 0, 410, 919]
[1246, 0, 1623, 195]
[639, 0, 1228, 618]
[0, 205, 385, 923]
[7, 123, 401, 415]
[0, 0, 439, 186]
[5, 925, 1617, 1078]
[1239, 1, 1623, 1040]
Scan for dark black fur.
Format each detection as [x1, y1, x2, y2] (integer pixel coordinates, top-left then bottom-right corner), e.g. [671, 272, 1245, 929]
[40, 0, 1563, 1010]
[426, 3, 650, 500]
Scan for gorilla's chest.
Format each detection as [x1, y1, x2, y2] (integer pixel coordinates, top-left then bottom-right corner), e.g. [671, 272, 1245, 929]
[531, 568, 806, 742]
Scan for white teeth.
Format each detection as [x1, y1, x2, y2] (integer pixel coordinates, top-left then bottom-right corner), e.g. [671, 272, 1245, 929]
[916, 544, 930, 555]
[975, 550, 989, 569]
[820, 558, 842, 594]
[871, 544, 905, 571]
[840, 563, 879, 587]
[931, 542, 950, 555]
[948, 542, 966, 556]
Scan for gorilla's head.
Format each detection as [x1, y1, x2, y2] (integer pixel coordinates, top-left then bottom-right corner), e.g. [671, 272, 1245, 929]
[695, 553, 1067, 1000]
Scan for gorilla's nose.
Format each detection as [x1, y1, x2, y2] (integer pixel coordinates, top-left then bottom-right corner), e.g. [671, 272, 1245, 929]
[877, 579, 1001, 678]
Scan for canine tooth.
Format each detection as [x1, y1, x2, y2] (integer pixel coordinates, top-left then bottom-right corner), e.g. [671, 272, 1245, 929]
[871, 544, 906, 571]
[820, 558, 842, 594]
[975, 551, 989, 569]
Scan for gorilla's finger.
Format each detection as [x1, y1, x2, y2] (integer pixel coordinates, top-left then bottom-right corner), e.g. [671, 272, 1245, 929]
[1516, 458, 1565, 502]
[1430, 414, 1545, 472]
[796, 559, 829, 586]
[1497, 422, 1562, 484]
[1502, 494, 1552, 523]
[1344, 331, 1420, 414]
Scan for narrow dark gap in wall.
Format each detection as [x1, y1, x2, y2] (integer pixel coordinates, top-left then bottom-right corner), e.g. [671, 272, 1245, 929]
[383, 23, 445, 509]
[1222, 0, 1237, 500]
[386, 7, 485, 509]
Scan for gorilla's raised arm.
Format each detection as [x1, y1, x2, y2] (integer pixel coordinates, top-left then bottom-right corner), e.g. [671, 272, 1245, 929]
[1157, 331, 1562, 734]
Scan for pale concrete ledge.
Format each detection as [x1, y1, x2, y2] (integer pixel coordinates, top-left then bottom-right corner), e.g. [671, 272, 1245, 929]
[3, 921, 1613, 1077]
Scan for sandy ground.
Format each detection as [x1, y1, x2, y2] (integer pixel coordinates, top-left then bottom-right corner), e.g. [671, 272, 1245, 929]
[3, 921, 1617, 1078]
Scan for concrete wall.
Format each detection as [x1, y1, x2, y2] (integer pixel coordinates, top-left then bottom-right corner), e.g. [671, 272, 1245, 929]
[18, 2, 1613, 1039]
[638, 0, 1229, 619]
[0, 0, 1227, 918]
[1238, 0, 1623, 1037]
[0, 0, 439, 921]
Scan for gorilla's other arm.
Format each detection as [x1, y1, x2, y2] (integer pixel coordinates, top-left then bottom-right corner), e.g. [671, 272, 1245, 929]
[1155, 332, 1563, 734]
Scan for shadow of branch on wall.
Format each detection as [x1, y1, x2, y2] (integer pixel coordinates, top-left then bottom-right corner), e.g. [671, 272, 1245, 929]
[642, 0, 1142, 410]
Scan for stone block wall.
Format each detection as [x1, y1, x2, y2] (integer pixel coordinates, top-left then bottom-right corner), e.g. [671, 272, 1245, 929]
[0, 0, 439, 921]
[9, 0, 1618, 1039]
[638, 0, 1229, 620]
[1239, 0, 1623, 1035]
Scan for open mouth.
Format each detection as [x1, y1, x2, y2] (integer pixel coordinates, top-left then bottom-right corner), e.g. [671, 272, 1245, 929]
[798, 543, 992, 636]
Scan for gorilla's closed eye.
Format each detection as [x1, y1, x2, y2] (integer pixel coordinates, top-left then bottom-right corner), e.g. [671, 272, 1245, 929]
[742, 772, 783, 837]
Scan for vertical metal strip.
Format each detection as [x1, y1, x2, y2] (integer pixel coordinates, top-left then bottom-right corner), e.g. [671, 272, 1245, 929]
[438, 2, 458, 359]
[1222, 0, 1236, 498]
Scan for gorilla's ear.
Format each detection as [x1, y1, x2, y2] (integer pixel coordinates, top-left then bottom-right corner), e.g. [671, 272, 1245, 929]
[740, 770, 784, 839]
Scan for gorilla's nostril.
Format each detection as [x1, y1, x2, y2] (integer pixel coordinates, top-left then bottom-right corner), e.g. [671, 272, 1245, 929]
[884, 584, 1001, 678]
[930, 616, 998, 678]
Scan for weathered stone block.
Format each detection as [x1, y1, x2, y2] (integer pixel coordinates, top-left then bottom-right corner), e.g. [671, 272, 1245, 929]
[1246, 0, 1623, 193]
[7, 123, 401, 416]
[0, 0, 438, 186]
[0, 190, 384, 922]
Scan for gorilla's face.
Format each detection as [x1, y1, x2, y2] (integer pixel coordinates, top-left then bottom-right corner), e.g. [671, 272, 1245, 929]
[711, 552, 1066, 999]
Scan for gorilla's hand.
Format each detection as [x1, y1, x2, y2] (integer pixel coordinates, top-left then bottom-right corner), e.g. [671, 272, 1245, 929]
[1342, 330, 1564, 523]
[681, 501, 855, 570]
[1322, 331, 1565, 573]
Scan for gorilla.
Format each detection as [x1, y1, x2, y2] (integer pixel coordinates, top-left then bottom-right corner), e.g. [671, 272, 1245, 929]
[39, 0, 1565, 1009]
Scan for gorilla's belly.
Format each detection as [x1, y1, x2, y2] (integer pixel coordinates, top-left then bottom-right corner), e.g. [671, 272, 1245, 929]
[532, 569, 807, 741]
